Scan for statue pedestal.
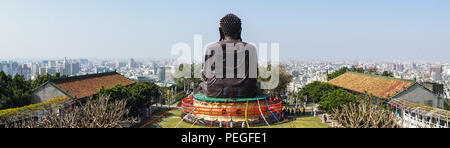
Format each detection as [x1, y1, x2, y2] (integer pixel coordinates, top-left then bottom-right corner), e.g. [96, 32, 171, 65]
[181, 93, 283, 127]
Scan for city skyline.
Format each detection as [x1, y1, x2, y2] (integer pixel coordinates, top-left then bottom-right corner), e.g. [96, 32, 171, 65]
[1, 0, 450, 60]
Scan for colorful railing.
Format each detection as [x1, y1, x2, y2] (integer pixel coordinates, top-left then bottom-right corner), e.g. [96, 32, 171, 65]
[181, 97, 282, 117]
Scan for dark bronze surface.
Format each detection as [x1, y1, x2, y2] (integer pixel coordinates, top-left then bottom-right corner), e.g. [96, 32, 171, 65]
[200, 14, 259, 98]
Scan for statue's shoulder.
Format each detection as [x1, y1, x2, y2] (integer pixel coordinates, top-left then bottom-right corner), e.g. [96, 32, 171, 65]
[205, 42, 222, 50]
[219, 41, 257, 49]
[236, 42, 257, 53]
[204, 43, 222, 54]
[206, 41, 256, 51]
[240, 42, 256, 50]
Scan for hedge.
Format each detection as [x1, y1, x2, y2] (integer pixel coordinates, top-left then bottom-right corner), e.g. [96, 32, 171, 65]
[0, 97, 68, 122]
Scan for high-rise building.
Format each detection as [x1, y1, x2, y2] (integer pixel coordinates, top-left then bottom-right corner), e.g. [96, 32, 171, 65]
[95, 67, 108, 73]
[158, 67, 166, 82]
[62, 57, 70, 75]
[128, 58, 137, 69]
[11, 62, 19, 72]
[412, 63, 417, 69]
[431, 72, 442, 81]
[47, 67, 56, 75]
[79, 59, 89, 65]
[70, 62, 80, 75]
[48, 60, 56, 68]
[17, 64, 32, 80]
[56, 66, 65, 74]
[429, 65, 443, 76]
[42, 60, 49, 67]
[395, 64, 404, 71]
[153, 66, 158, 74]
[116, 61, 127, 69]
[32, 63, 39, 75]
[39, 67, 46, 74]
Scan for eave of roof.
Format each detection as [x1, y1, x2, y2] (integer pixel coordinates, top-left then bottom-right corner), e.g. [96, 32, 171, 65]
[49, 71, 119, 84]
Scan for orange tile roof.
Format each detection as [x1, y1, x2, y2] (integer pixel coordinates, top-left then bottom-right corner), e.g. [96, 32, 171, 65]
[328, 72, 415, 99]
[51, 72, 136, 99]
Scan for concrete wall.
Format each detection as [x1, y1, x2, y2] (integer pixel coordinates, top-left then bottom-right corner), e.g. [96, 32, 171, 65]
[32, 83, 69, 103]
[394, 84, 442, 108]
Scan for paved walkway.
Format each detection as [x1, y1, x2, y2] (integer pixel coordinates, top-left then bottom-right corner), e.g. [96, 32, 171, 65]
[291, 102, 341, 128]
[315, 112, 342, 128]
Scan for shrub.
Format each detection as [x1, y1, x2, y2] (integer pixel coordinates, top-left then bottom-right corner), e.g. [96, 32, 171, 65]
[175, 92, 187, 102]
[332, 101, 400, 128]
[0, 97, 68, 122]
[8, 96, 137, 128]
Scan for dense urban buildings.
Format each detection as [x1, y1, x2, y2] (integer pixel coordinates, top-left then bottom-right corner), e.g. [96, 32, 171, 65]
[1, 57, 450, 128]
[1, 58, 450, 101]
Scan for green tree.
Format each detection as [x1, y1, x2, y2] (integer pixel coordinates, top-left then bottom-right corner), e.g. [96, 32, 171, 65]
[31, 73, 66, 89]
[444, 101, 449, 111]
[350, 65, 365, 73]
[99, 82, 161, 115]
[299, 81, 337, 103]
[367, 67, 378, 75]
[129, 82, 160, 110]
[319, 89, 359, 113]
[328, 66, 368, 80]
[259, 65, 293, 96]
[328, 67, 349, 80]
[174, 92, 187, 102]
[172, 63, 202, 91]
[381, 71, 394, 77]
[272, 66, 293, 95]
[99, 85, 131, 102]
[0, 71, 33, 110]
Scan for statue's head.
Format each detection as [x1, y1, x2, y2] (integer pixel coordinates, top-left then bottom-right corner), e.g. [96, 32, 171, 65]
[219, 13, 242, 41]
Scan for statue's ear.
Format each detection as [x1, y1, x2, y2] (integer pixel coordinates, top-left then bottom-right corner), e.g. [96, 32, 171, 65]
[219, 27, 224, 41]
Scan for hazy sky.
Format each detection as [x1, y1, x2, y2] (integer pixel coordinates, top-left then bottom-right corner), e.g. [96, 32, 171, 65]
[1, 0, 449, 60]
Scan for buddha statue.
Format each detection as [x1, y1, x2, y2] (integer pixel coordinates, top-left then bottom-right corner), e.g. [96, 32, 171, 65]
[199, 14, 259, 98]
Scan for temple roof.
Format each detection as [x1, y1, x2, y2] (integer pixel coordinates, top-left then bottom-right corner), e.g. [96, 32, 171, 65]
[328, 72, 415, 99]
[49, 72, 136, 99]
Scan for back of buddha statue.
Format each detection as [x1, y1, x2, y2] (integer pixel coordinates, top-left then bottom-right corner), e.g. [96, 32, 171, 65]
[198, 13, 260, 98]
[202, 40, 259, 98]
